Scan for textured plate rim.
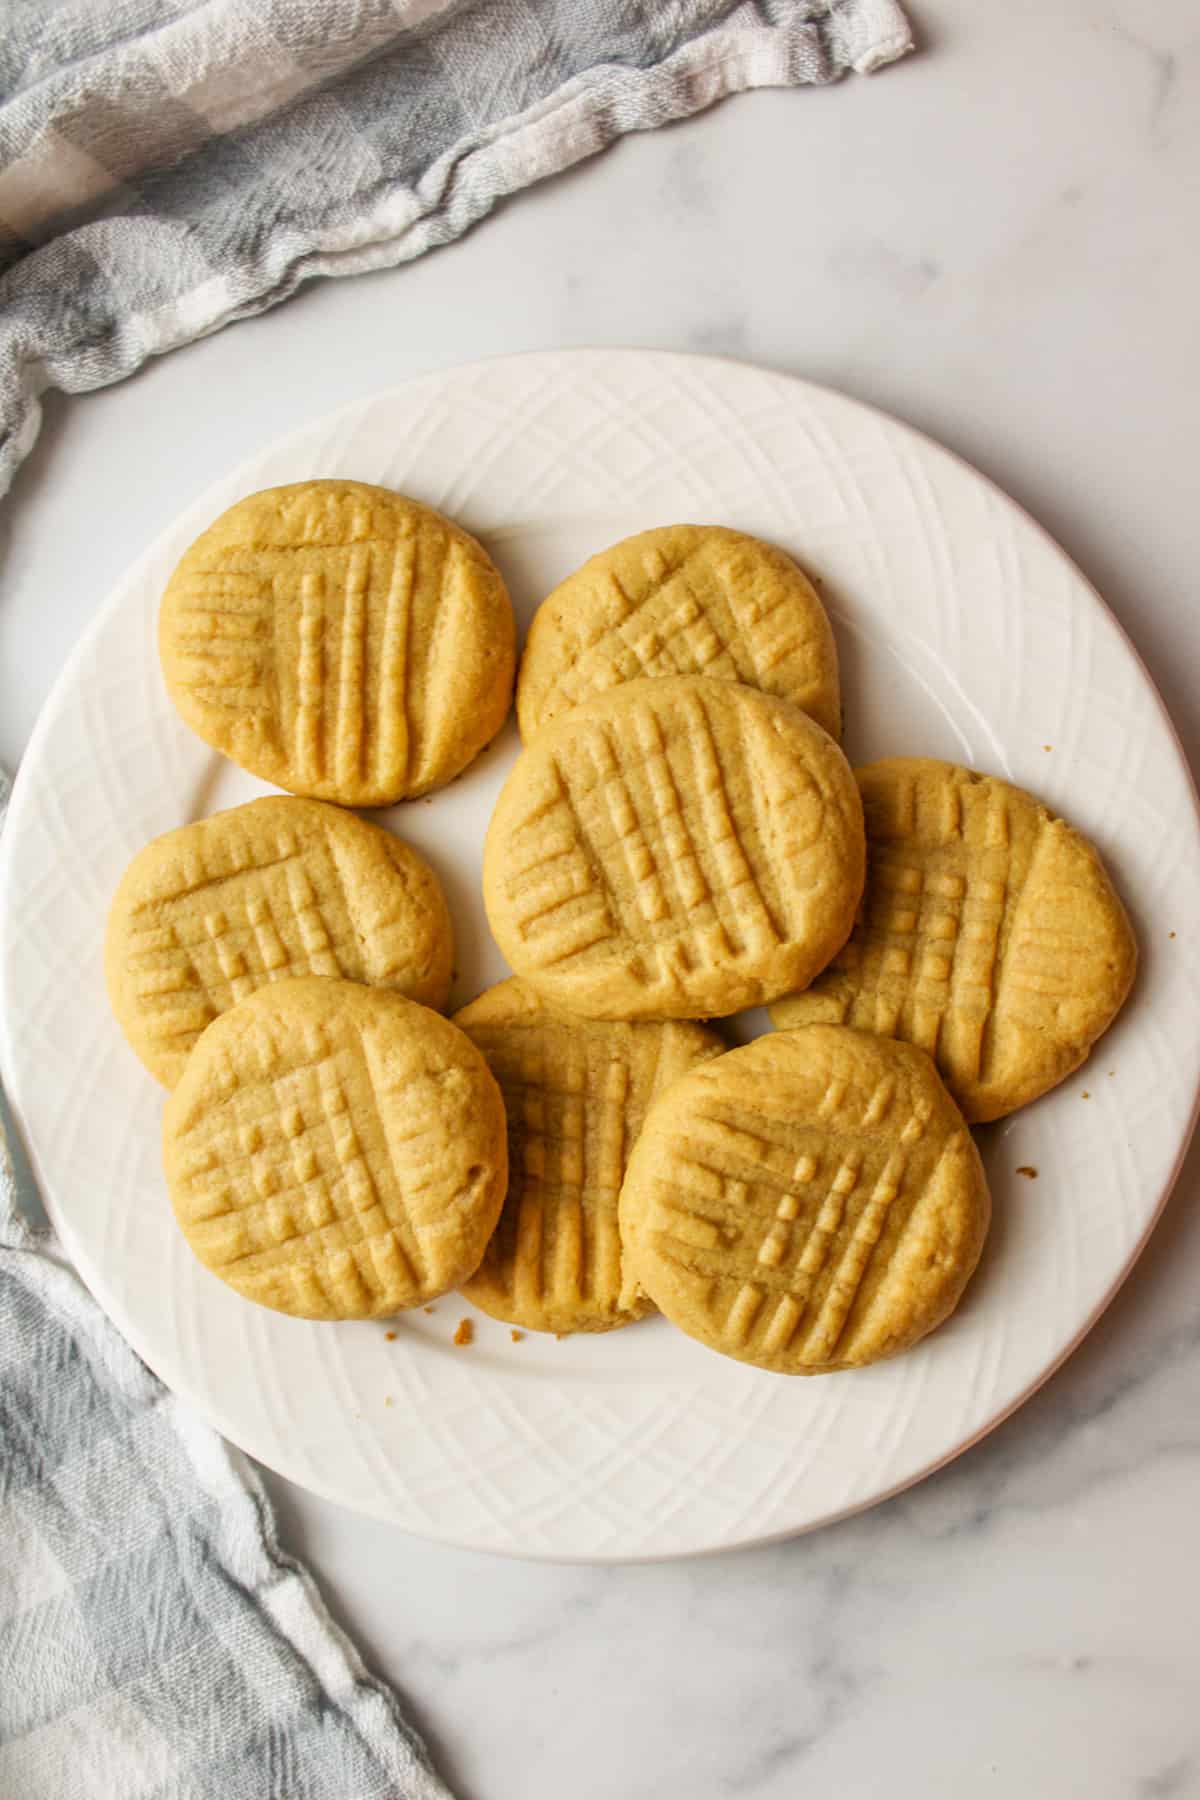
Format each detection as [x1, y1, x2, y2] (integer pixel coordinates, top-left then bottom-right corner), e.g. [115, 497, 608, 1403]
[2, 347, 1198, 1562]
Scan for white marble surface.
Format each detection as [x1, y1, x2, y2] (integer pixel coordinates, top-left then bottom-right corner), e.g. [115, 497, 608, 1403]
[4, 3, 1200, 1795]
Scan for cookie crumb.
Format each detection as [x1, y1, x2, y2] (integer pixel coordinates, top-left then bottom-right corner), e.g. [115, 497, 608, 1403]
[1016, 1165, 1038, 1179]
[384, 1395, 393, 1407]
[1042, 744, 1052, 752]
[510, 1329, 523, 1343]
[453, 1318, 474, 1347]
[423, 1306, 435, 1315]
[1169, 930, 1176, 939]
[384, 1330, 396, 1342]
[1081, 1090, 1091, 1100]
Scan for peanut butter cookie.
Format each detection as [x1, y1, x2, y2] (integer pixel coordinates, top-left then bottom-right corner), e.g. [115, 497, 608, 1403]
[517, 524, 840, 740]
[159, 480, 515, 804]
[162, 979, 507, 1320]
[770, 759, 1137, 1121]
[619, 1026, 990, 1373]
[455, 979, 722, 1333]
[484, 675, 864, 1020]
[107, 796, 453, 1086]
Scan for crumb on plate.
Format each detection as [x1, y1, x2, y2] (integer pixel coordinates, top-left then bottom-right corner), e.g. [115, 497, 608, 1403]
[384, 1330, 396, 1342]
[510, 1329, 523, 1343]
[453, 1318, 474, 1347]
[1016, 1165, 1038, 1179]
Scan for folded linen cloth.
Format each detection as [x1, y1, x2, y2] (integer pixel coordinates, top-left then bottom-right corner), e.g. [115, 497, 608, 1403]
[0, 0, 912, 498]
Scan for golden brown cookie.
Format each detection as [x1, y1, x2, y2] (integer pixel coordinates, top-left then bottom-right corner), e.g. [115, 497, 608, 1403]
[619, 1026, 990, 1374]
[159, 480, 515, 804]
[106, 796, 453, 1087]
[453, 979, 723, 1333]
[516, 524, 840, 741]
[770, 758, 1137, 1122]
[483, 675, 865, 1020]
[162, 978, 507, 1320]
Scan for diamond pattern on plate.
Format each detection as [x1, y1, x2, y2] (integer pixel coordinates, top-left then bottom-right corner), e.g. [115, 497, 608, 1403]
[1, 350, 1198, 1560]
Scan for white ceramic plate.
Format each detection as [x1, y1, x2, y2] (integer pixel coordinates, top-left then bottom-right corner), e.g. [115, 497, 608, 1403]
[3, 350, 1198, 1562]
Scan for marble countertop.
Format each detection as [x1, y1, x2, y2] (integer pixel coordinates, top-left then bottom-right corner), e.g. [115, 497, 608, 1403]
[4, 3, 1199, 1795]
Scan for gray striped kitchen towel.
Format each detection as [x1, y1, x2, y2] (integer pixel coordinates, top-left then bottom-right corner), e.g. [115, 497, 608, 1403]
[0, 0, 912, 499]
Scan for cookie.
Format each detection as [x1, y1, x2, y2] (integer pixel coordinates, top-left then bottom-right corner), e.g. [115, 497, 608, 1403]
[770, 758, 1137, 1122]
[483, 675, 865, 1020]
[619, 1026, 990, 1374]
[516, 524, 840, 741]
[159, 480, 515, 804]
[453, 979, 723, 1333]
[106, 796, 453, 1087]
[162, 978, 507, 1320]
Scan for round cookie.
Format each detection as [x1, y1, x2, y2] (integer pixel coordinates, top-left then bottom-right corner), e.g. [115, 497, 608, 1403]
[483, 675, 865, 1021]
[159, 480, 515, 804]
[517, 524, 841, 741]
[162, 978, 507, 1320]
[106, 796, 453, 1087]
[770, 758, 1138, 1122]
[619, 1026, 990, 1374]
[454, 979, 723, 1334]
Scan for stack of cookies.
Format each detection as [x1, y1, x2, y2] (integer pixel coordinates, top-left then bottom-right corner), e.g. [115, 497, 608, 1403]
[106, 483, 1137, 1377]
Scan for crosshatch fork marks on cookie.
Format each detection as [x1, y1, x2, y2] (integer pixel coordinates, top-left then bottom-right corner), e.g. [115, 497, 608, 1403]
[519, 692, 789, 971]
[160, 482, 516, 803]
[499, 1025, 623, 1317]
[518, 525, 841, 740]
[879, 770, 1014, 1086]
[165, 985, 506, 1321]
[172, 535, 426, 791]
[622, 1027, 990, 1374]
[109, 797, 453, 1087]
[486, 675, 864, 1019]
[173, 1019, 432, 1317]
[123, 834, 403, 1047]
[469, 1026, 634, 1323]
[770, 758, 1137, 1121]
[124, 838, 354, 1049]
[455, 985, 723, 1332]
